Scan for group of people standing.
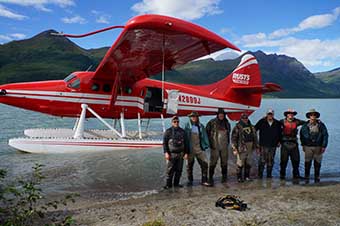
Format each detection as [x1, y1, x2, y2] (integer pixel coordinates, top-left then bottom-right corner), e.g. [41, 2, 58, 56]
[162, 108, 328, 189]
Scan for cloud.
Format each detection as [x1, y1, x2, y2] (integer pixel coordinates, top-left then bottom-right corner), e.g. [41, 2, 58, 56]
[10, 33, 26, 39]
[240, 33, 340, 68]
[61, 15, 86, 24]
[0, 33, 26, 43]
[91, 10, 111, 24]
[0, 0, 75, 12]
[0, 34, 12, 42]
[131, 0, 223, 20]
[0, 3, 27, 19]
[269, 6, 340, 39]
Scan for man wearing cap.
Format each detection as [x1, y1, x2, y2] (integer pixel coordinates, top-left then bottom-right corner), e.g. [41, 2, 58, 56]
[280, 109, 305, 180]
[300, 109, 328, 183]
[231, 113, 259, 182]
[206, 108, 231, 185]
[255, 109, 282, 178]
[163, 116, 188, 189]
[184, 111, 210, 186]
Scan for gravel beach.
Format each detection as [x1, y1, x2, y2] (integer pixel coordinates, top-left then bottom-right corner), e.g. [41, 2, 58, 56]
[64, 179, 340, 226]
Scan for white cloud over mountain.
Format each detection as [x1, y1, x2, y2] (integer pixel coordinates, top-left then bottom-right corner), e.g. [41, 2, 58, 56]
[0, 3, 27, 19]
[131, 0, 222, 20]
[238, 6, 340, 70]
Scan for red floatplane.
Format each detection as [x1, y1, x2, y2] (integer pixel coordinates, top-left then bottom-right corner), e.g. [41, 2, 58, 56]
[0, 14, 280, 153]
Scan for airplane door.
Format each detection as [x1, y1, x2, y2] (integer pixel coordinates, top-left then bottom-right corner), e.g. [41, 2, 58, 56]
[166, 90, 179, 114]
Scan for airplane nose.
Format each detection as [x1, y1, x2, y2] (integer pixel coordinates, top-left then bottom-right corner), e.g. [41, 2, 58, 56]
[0, 89, 6, 96]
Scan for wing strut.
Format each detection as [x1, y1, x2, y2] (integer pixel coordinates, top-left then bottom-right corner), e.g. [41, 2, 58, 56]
[50, 25, 125, 38]
[161, 34, 166, 103]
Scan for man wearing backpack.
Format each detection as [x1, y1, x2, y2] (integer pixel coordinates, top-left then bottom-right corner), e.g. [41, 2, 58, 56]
[163, 116, 188, 189]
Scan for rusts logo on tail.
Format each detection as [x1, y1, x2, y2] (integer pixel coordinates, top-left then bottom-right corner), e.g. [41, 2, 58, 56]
[232, 73, 250, 85]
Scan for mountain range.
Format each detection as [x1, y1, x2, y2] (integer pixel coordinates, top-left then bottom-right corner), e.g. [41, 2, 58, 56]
[0, 30, 339, 98]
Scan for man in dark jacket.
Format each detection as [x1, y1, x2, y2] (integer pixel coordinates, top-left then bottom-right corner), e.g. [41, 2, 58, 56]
[163, 116, 188, 189]
[206, 108, 231, 185]
[255, 109, 282, 178]
[231, 113, 259, 182]
[280, 108, 305, 180]
[300, 109, 328, 183]
[184, 111, 210, 186]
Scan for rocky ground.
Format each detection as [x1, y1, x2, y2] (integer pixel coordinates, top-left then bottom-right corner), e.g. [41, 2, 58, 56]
[61, 179, 340, 226]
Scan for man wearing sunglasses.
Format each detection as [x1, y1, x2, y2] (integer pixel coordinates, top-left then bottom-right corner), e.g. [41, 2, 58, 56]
[300, 109, 328, 183]
[163, 116, 188, 189]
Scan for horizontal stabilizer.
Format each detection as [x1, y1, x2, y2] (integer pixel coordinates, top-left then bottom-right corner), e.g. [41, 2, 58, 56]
[231, 82, 281, 94]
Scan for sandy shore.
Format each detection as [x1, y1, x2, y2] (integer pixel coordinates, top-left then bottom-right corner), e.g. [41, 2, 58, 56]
[61, 179, 340, 226]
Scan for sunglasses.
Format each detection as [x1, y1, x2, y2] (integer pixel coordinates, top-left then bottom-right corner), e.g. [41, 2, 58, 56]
[172, 120, 179, 123]
[310, 113, 317, 116]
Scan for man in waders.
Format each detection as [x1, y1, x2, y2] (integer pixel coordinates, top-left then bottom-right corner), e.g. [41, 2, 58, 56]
[163, 116, 188, 189]
[206, 108, 231, 185]
[300, 109, 328, 183]
[231, 113, 259, 182]
[280, 109, 305, 180]
[185, 111, 210, 186]
[255, 109, 282, 178]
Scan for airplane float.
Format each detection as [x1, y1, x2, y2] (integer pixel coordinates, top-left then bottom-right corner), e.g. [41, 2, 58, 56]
[0, 14, 280, 153]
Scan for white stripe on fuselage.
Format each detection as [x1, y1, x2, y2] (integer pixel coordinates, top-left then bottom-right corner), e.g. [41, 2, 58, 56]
[4, 89, 257, 112]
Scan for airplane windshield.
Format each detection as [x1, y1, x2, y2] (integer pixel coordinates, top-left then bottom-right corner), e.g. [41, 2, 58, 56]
[69, 78, 80, 89]
[64, 73, 76, 82]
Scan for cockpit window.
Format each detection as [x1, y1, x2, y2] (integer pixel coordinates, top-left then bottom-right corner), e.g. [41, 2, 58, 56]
[64, 73, 76, 82]
[69, 78, 80, 89]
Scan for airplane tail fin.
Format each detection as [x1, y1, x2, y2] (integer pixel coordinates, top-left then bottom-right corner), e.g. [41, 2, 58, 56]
[210, 53, 281, 120]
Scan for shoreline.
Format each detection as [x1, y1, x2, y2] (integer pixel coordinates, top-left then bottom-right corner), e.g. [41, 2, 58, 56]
[62, 179, 340, 226]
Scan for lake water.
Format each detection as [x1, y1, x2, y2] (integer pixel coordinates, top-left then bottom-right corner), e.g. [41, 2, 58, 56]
[0, 99, 339, 199]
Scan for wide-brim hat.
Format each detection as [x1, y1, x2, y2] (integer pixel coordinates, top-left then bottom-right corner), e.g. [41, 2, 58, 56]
[188, 111, 199, 117]
[306, 109, 320, 118]
[284, 108, 297, 116]
[217, 108, 225, 115]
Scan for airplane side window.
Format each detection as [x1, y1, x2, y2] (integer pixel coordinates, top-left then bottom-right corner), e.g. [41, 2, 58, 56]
[64, 73, 76, 82]
[70, 78, 80, 89]
[91, 83, 100, 91]
[103, 84, 112, 92]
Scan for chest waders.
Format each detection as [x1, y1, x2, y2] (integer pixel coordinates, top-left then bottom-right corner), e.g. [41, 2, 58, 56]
[209, 129, 229, 185]
[186, 132, 208, 185]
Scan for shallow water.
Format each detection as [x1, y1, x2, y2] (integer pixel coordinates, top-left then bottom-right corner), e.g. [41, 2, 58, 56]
[0, 99, 339, 199]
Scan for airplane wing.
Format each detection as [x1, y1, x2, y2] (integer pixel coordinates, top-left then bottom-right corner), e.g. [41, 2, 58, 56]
[93, 14, 240, 87]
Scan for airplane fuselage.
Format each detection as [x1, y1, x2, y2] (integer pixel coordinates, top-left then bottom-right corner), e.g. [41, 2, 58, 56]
[0, 69, 260, 121]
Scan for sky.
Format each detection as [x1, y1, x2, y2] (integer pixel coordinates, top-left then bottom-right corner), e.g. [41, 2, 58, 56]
[0, 0, 339, 72]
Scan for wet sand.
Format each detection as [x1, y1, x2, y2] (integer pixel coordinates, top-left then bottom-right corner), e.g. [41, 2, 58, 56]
[63, 179, 340, 226]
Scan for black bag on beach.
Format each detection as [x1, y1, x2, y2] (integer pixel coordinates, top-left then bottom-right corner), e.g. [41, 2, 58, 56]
[215, 195, 248, 211]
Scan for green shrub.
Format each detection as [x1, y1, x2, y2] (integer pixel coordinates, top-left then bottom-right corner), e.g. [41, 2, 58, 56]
[0, 163, 78, 226]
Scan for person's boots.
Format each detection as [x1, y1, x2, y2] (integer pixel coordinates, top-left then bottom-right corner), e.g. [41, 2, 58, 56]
[173, 174, 183, 188]
[187, 163, 194, 186]
[258, 164, 264, 179]
[304, 161, 312, 184]
[237, 166, 243, 183]
[314, 161, 321, 183]
[244, 165, 251, 181]
[221, 166, 228, 183]
[201, 163, 210, 186]
[208, 166, 215, 186]
[266, 165, 273, 178]
[164, 177, 172, 189]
